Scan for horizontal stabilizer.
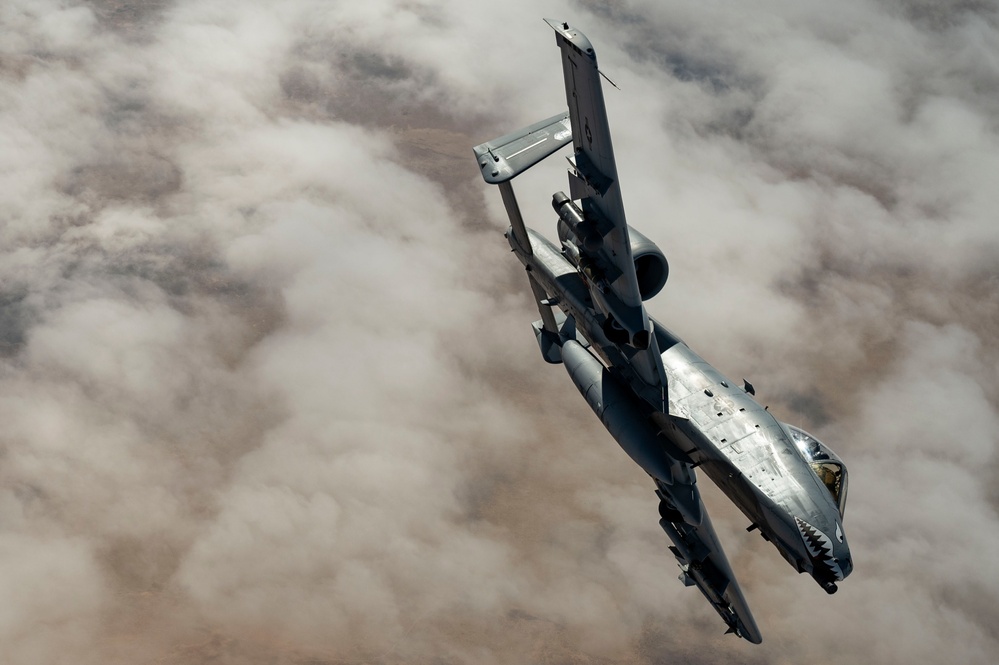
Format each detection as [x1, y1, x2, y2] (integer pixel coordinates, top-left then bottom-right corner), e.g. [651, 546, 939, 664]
[473, 112, 572, 184]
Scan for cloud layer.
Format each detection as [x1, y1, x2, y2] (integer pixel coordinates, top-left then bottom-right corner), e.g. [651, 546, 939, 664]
[1, 1, 997, 663]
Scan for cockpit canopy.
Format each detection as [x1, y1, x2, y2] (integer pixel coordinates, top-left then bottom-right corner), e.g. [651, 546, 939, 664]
[786, 425, 849, 516]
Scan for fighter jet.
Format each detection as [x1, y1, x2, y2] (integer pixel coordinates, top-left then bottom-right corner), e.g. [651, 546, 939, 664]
[472, 20, 852, 643]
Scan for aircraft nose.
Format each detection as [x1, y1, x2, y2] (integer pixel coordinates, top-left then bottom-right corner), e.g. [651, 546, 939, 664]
[795, 516, 852, 585]
[831, 523, 853, 580]
[837, 553, 853, 579]
[818, 551, 852, 594]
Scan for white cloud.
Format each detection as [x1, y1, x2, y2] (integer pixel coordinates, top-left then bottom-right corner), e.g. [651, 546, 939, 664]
[1, 0, 997, 662]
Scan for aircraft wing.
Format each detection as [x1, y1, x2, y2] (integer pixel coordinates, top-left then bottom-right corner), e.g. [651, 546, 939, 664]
[658, 490, 763, 643]
[545, 19, 642, 312]
[546, 20, 668, 395]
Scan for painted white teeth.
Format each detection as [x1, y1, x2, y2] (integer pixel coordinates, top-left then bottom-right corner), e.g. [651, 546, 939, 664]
[795, 517, 845, 581]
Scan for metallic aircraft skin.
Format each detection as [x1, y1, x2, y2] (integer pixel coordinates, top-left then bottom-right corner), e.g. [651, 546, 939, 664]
[473, 21, 852, 644]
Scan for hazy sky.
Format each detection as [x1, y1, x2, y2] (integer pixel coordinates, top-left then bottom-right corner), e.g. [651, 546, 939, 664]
[1, 1, 998, 663]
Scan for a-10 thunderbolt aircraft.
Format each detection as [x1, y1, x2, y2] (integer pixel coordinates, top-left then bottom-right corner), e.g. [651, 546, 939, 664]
[472, 20, 853, 643]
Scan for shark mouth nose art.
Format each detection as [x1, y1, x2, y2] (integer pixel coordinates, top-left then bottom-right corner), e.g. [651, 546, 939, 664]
[795, 517, 845, 581]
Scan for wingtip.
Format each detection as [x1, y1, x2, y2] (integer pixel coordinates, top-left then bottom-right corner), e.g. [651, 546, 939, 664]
[727, 623, 763, 644]
[737, 613, 764, 644]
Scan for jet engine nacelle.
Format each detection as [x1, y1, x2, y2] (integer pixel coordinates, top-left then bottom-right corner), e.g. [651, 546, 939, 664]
[629, 227, 669, 301]
[554, 193, 669, 302]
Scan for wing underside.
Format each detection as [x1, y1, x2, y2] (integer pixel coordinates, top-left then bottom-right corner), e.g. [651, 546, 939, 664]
[657, 488, 763, 643]
[546, 19, 667, 392]
[546, 19, 639, 308]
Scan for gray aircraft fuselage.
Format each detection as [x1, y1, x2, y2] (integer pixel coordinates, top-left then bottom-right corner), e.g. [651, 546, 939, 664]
[513, 227, 852, 592]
